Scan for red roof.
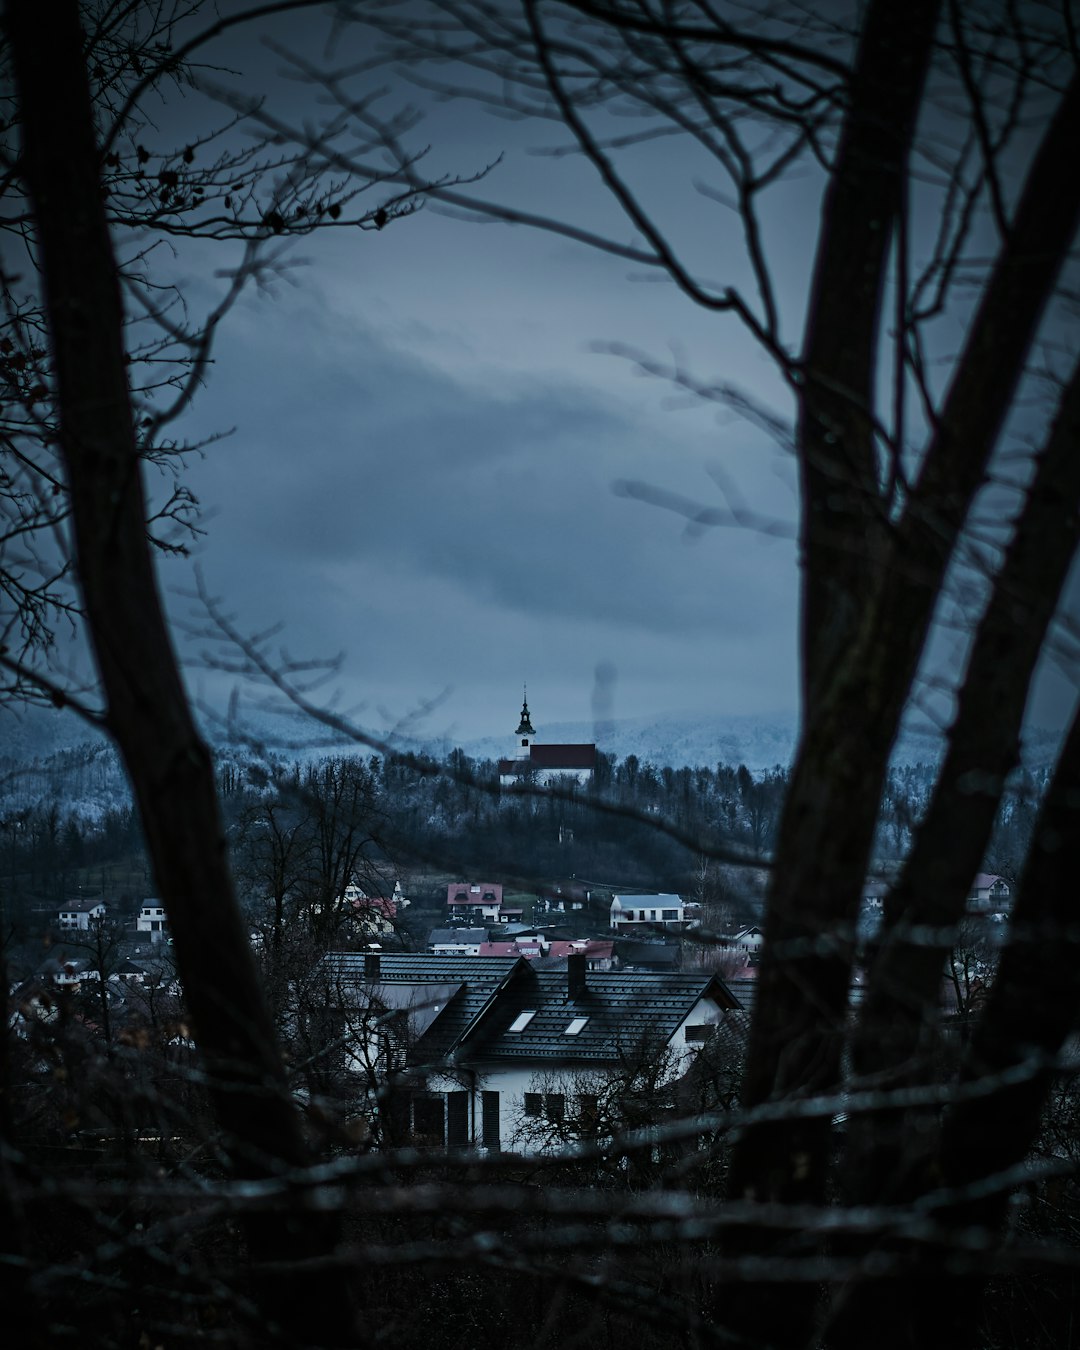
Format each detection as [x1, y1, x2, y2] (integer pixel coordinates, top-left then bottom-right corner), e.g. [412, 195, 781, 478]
[478, 942, 530, 959]
[547, 940, 614, 960]
[447, 882, 504, 906]
[351, 897, 396, 918]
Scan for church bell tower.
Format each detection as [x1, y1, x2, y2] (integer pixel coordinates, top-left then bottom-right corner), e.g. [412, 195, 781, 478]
[514, 686, 536, 758]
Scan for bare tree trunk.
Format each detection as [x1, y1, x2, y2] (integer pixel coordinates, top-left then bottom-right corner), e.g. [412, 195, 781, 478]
[727, 2, 1080, 1338]
[728, 0, 942, 1218]
[8, 2, 353, 1340]
[843, 356, 1080, 1193]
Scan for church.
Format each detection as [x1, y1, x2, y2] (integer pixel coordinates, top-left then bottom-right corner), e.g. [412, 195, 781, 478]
[497, 689, 597, 788]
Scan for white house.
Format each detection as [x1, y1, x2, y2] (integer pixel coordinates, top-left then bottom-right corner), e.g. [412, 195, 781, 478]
[609, 893, 687, 931]
[57, 898, 107, 931]
[137, 900, 168, 941]
[969, 872, 1011, 912]
[428, 928, 488, 956]
[730, 925, 764, 955]
[38, 955, 100, 987]
[447, 882, 513, 925]
[320, 951, 742, 1154]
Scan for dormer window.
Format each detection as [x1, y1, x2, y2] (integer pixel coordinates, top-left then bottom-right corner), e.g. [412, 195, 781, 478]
[508, 1010, 537, 1032]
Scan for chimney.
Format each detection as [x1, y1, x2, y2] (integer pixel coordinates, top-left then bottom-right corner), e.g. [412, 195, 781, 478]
[364, 952, 381, 983]
[568, 953, 587, 999]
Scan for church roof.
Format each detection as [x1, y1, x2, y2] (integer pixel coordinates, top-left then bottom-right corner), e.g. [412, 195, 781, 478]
[528, 743, 596, 769]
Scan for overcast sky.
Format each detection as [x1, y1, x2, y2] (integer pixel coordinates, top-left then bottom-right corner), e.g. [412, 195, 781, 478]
[132, 5, 804, 748]
[131, 2, 1075, 750]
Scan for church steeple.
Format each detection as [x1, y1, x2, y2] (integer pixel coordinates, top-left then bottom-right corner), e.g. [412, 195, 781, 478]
[515, 686, 536, 738]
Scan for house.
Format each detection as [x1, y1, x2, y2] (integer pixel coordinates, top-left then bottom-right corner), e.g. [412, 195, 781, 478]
[447, 883, 521, 925]
[58, 897, 107, 931]
[320, 951, 741, 1153]
[729, 926, 764, 956]
[542, 939, 616, 971]
[479, 938, 547, 961]
[497, 690, 596, 788]
[136, 900, 168, 941]
[353, 896, 399, 936]
[428, 928, 488, 956]
[111, 958, 152, 984]
[609, 893, 687, 931]
[37, 955, 100, 987]
[473, 936, 615, 967]
[534, 883, 590, 916]
[969, 872, 1011, 912]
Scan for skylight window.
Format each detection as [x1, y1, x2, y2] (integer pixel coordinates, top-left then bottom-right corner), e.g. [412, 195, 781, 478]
[563, 1017, 589, 1035]
[508, 1010, 537, 1032]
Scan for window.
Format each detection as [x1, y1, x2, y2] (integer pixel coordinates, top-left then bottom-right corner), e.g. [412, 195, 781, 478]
[563, 1017, 589, 1035]
[662, 909, 679, 921]
[455, 891, 467, 902]
[412, 1096, 445, 1146]
[577, 1094, 599, 1130]
[508, 1010, 537, 1032]
[685, 1024, 713, 1043]
[482, 1091, 500, 1149]
[524, 1092, 564, 1121]
[446, 1091, 469, 1149]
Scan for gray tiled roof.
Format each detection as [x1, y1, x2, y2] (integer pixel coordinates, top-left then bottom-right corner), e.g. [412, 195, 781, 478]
[468, 968, 741, 1064]
[321, 953, 524, 1063]
[321, 953, 743, 1068]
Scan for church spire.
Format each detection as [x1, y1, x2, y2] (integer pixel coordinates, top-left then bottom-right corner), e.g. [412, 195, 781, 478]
[515, 685, 536, 737]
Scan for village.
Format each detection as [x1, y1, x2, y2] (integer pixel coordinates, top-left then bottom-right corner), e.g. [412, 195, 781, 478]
[5, 692, 1015, 1161]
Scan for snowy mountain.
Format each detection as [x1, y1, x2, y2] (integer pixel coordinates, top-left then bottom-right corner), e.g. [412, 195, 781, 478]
[0, 702, 1062, 818]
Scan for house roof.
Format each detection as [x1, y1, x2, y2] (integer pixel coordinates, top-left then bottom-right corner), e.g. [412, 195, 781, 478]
[37, 955, 94, 977]
[613, 940, 683, 969]
[529, 743, 596, 769]
[478, 941, 538, 959]
[59, 897, 106, 913]
[447, 882, 504, 906]
[321, 952, 523, 1061]
[498, 744, 597, 774]
[544, 940, 614, 962]
[428, 928, 488, 946]
[321, 953, 741, 1069]
[972, 872, 1008, 890]
[468, 968, 741, 1065]
[612, 893, 683, 908]
[352, 896, 397, 917]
